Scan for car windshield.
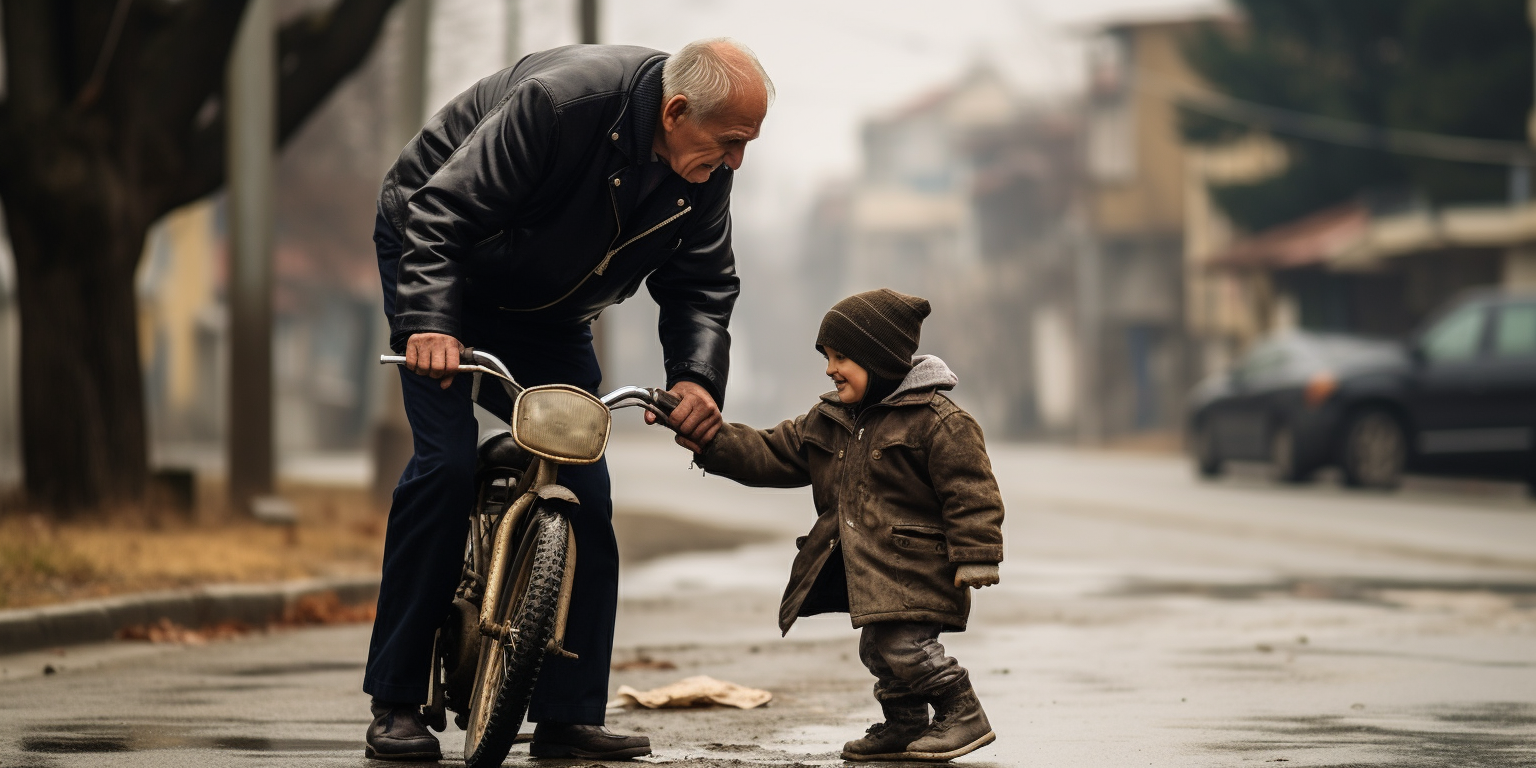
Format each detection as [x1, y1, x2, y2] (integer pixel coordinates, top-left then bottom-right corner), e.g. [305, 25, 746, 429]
[1421, 304, 1487, 363]
[1493, 302, 1536, 357]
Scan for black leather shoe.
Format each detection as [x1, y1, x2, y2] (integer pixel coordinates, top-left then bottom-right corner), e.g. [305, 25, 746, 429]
[365, 700, 442, 762]
[530, 722, 652, 760]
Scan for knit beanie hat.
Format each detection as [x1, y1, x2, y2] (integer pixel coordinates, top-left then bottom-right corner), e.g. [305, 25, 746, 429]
[815, 288, 932, 381]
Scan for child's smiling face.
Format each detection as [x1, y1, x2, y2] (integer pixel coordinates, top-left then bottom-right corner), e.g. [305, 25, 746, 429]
[822, 346, 869, 404]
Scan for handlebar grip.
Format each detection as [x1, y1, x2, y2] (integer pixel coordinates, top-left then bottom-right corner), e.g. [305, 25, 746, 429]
[380, 355, 406, 365]
[460, 346, 476, 366]
[651, 388, 682, 417]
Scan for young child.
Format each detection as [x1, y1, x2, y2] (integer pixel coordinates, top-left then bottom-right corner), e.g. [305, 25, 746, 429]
[692, 288, 1005, 762]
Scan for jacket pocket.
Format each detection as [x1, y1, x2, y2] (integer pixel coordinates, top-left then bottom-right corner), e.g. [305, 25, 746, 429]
[465, 229, 507, 273]
[801, 431, 837, 454]
[891, 524, 947, 554]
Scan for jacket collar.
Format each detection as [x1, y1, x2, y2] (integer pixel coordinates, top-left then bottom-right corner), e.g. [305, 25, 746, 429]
[607, 55, 667, 166]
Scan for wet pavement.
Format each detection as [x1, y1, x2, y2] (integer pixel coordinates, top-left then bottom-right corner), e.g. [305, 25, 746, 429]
[2, 439, 1534, 766]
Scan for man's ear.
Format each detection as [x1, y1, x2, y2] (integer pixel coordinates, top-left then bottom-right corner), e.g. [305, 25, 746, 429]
[660, 94, 689, 130]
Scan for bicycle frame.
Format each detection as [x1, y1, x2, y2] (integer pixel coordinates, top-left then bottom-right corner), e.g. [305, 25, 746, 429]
[379, 349, 678, 738]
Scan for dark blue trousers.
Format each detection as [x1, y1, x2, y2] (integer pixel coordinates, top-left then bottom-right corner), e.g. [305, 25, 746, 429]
[364, 208, 619, 725]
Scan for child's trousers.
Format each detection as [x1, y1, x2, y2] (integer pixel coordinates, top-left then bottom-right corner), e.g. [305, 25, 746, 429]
[858, 621, 968, 700]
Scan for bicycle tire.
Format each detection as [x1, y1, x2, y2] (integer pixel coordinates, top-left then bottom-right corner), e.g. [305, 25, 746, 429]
[463, 507, 568, 768]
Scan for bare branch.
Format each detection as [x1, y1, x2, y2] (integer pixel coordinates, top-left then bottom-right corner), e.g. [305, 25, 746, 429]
[136, 0, 247, 137]
[275, 0, 400, 145]
[165, 0, 400, 210]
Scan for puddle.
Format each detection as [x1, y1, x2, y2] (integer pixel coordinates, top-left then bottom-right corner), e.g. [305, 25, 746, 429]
[20, 735, 133, 754]
[226, 660, 365, 677]
[1112, 577, 1536, 607]
[18, 722, 355, 755]
[1210, 705, 1536, 767]
[1432, 702, 1536, 728]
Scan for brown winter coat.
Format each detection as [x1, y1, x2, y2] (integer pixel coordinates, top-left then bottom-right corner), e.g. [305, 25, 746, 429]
[699, 356, 1004, 634]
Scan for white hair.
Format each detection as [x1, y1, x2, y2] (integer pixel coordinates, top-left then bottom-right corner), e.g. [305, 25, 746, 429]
[662, 38, 775, 120]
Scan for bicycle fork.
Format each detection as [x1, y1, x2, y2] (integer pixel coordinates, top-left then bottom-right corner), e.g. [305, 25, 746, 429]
[478, 461, 581, 660]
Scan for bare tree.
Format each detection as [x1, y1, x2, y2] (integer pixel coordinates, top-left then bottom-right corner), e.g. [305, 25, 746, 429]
[0, 0, 401, 512]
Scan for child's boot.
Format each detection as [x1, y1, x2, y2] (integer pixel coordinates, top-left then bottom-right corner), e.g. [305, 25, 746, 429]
[840, 695, 929, 761]
[903, 679, 995, 761]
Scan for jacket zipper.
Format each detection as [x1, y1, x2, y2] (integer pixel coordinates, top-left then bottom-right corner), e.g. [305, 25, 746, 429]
[500, 186, 691, 312]
[596, 205, 692, 275]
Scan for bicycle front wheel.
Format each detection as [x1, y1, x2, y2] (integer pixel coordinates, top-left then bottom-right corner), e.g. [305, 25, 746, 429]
[463, 507, 569, 768]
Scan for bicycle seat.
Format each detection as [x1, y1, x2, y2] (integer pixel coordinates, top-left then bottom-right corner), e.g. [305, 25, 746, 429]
[477, 430, 532, 473]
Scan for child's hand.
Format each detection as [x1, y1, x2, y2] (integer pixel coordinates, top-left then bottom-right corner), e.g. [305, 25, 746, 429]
[954, 564, 1000, 589]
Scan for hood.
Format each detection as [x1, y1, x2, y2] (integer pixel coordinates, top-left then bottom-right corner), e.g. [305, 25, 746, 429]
[888, 355, 957, 401]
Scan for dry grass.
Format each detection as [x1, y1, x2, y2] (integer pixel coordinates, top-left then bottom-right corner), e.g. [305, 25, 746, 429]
[0, 483, 386, 610]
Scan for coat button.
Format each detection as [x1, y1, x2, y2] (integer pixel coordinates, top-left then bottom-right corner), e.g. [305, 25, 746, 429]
[612, 178, 622, 187]
[677, 198, 685, 206]
[837, 449, 844, 459]
[611, 132, 620, 140]
[872, 449, 882, 460]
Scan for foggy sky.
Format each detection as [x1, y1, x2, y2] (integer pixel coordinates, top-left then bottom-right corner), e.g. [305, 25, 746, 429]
[428, 0, 1227, 252]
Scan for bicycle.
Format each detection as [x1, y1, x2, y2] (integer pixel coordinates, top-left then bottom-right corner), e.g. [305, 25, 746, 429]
[380, 348, 678, 767]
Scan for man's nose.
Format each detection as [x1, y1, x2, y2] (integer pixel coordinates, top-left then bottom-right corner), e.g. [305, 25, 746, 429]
[723, 145, 747, 171]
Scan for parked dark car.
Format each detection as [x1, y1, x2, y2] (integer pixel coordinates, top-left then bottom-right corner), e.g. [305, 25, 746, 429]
[1188, 290, 1536, 490]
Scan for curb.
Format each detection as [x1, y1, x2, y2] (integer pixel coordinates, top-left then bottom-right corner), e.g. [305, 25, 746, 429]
[0, 576, 381, 656]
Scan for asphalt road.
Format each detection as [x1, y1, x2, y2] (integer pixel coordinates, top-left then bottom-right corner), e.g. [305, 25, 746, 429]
[3, 436, 1534, 767]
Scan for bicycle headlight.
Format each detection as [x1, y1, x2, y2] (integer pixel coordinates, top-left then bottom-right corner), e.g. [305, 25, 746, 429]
[511, 384, 611, 464]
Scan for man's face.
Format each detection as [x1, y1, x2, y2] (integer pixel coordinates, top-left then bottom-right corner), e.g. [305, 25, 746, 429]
[654, 87, 767, 184]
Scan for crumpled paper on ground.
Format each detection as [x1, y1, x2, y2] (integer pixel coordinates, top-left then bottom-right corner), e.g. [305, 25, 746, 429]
[607, 675, 772, 710]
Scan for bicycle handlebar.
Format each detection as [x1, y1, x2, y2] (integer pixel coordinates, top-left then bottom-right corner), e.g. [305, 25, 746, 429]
[380, 353, 679, 421]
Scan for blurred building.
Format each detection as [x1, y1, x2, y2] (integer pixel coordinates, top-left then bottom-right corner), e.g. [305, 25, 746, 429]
[1203, 198, 1536, 340]
[137, 202, 228, 452]
[1082, 15, 1229, 441]
[802, 66, 1087, 438]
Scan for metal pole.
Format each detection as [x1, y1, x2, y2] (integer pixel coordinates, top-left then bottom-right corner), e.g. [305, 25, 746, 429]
[393, 0, 430, 152]
[504, 0, 521, 67]
[226, 0, 276, 512]
[578, 0, 609, 386]
[1074, 218, 1103, 445]
[579, 0, 599, 44]
[371, 0, 432, 505]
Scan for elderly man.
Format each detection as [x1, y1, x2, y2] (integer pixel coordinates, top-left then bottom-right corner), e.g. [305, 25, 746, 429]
[366, 39, 771, 761]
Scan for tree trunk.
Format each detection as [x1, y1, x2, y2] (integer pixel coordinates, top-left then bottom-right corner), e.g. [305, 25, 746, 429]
[0, 0, 402, 514]
[6, 184, 150, 513]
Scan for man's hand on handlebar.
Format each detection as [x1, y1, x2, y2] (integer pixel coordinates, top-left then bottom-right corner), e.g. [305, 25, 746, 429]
[644, 380, 721, 453]
[405, 333, 464, 389]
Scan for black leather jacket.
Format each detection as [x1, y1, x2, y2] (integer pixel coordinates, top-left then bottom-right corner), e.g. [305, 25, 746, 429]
[381, 45, 740, 401]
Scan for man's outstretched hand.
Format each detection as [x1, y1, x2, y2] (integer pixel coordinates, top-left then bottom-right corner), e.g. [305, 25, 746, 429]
[405, 333, 464, 389]
[644, 380, 721, 453]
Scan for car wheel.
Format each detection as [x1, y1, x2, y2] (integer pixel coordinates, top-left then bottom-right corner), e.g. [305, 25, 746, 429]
[1193, 421, 1223, 478]
[1341, 409, 1405, 490]
[1268, 424, 1310, 484]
